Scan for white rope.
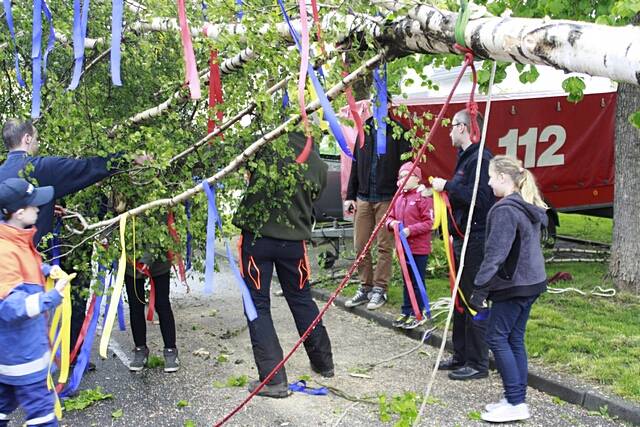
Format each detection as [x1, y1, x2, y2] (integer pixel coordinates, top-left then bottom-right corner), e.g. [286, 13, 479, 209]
[414, 60, 498, 426]
[547, 286, 616, 297]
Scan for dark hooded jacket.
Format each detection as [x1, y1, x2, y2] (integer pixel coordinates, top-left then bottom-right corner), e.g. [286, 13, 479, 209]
[472, 192, 548, 303]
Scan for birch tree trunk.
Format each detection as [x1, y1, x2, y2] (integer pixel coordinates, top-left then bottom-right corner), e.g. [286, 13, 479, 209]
[610, 82, 640, 295]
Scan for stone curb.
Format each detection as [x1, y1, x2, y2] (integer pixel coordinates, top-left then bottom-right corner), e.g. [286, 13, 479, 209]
[310, 287, 640, 426]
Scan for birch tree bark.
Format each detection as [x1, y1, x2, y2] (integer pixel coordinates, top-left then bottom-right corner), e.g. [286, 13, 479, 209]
[610, 82, 640, 294]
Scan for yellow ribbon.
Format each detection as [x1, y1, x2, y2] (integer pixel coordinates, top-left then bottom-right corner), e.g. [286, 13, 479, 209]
[45, 267, 76, 419]
[99, 214, 128, 358]
[431, 184, 478, 316]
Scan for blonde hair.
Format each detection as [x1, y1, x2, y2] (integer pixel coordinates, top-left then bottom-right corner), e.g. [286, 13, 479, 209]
[490, 155, 548, 209]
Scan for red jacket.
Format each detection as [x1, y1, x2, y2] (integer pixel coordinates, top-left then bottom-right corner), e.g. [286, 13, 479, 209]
[386, 189, 434, 255]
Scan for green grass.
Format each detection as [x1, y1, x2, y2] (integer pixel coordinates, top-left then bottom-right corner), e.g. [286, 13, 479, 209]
[557, 213, 612, 243]
[316, 233, 640, 402]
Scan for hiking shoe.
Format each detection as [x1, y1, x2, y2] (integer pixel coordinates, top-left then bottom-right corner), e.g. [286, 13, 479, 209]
[345, 287, 370, 308]
[402, 313, 428, 330]
[392, 314, 410, 328]
[163, 348, 180, 373]
[485, 398, 508, 412]
[248, 380, 290, 398]
[481, 403, 530, 423]
[366, 287, 387, 310]
[310, 362, 335, 378]
[129, 346, 149, 372]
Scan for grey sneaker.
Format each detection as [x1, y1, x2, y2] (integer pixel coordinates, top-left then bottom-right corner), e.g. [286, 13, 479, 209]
[248, 380, 290, 398]
[163, 348, 180, 373]
[129, 346, 149, 372]
[366, 287, 387, 310]
[345, 287, 370, 308]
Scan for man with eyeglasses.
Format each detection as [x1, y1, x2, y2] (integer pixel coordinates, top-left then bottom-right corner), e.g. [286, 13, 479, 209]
[431, 109, 496, 381]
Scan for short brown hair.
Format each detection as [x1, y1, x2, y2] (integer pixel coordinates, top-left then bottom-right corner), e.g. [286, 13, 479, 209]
[2, 119, 36, 150]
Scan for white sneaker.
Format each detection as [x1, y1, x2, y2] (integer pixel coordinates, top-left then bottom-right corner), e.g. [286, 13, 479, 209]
[484, 398, 508, 412]
[481, 403, 530, 423]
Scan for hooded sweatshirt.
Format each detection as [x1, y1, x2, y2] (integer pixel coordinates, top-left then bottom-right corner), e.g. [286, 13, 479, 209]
[0, 224, 63, 385]
[473, 192, 548, 302]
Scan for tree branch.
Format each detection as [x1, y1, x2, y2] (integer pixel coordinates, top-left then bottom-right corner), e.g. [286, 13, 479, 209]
[74, 52, 384, 233]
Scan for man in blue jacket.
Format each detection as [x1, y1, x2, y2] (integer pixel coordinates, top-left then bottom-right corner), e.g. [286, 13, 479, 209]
[431, 109, 496, 381]
[0, 118, 142, 370]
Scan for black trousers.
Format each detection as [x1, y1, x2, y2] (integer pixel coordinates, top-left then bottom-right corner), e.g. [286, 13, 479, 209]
[452, 235, 489, 372]
[124, 272, 177, 349]
[240, 232, 333, 385]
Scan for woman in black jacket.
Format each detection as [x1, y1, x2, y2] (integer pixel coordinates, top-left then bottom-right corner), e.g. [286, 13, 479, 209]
[471, 155, 548, 423]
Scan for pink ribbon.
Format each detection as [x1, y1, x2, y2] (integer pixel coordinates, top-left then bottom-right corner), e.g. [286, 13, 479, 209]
[177, 0, 201, 99]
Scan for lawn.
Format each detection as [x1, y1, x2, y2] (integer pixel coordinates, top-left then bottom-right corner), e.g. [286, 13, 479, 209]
[315, 215, 640, 402]
[557, 212, 613, 243]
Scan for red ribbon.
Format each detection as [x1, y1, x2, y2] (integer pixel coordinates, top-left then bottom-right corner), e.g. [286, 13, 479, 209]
[454, 44, 480, 143]
[207, 50, 224, 136]
[295, 0, 313, 164]
[177, 0, 201, 99]
[167, 210, 188, 286]
[135, 262, 156, 322]
[392, 223, 422, 321]
[310, 0, 327, 58]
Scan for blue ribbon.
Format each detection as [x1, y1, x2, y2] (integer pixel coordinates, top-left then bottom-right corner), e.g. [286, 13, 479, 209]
[117, 293, 126, 330]
[236, 0, 243, 20]
[110, 0, 123, 86]
[201, 180, 257, 320]
[201, 180, 220, 294]
[201, 0, 208, 21]
[50, 219, 62, 266]
[3, 0, 26, 87]
[60, 265, 107, 398]
[373, 64, 388, 156]
[185, 201, 192, 271]
[288, 380, 328, 396]
[398, 223, 431, 318]
[276, 0, 353, 160]
[31, 0, 43, 118]
[41, 1, 54, 82]
[68, 0, 90, 90]
[282, 88, 289, 110]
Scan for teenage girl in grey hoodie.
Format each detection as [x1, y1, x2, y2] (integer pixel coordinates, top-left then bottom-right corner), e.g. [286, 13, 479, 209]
[470, 155, 548, 423]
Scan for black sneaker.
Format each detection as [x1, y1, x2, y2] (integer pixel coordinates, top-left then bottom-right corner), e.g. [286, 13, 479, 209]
[392, 314, 410, 328]
[163, 348, 180, 373]
[248, 380, 290, 398]
[366, 287, 387, 310]
[129, 346, 149, 372]
[345, 287, 370, 308]
[310, 362, 335, 378]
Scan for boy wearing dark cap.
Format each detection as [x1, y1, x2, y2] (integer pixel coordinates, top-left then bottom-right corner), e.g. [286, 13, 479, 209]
[0, 178, 70, 427]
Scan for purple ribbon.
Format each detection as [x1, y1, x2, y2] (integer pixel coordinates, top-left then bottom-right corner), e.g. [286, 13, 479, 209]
[276, 0, 353, 160]
[68, 0, 90, 90]
[373, 64, 388, 156]
[31, 0, 43, 118]
[3, 0, 26, 87]
[110, 0, 123, 86]
[288, 380, 328, 396]
[398, 222, 431, 318]
[282, 88, 290, 109]
[185, 201, 192, 271]
[236, 0, 243, 20]
[201, 180, 257, 320]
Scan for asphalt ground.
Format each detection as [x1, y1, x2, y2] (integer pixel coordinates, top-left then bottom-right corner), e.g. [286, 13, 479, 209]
[10, 255, 628, 427]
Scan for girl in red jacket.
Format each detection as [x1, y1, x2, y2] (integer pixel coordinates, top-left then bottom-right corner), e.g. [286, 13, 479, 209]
[386, 162, 434, 329]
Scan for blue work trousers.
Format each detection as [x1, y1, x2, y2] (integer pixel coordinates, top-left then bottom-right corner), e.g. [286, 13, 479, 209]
[0, 380, 57, 426]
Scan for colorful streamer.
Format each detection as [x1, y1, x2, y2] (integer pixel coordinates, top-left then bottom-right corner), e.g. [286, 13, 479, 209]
[201, 180, 257, 320]
[31, 0, 43, 118]
[373, 64, 388, 156]
[398, 223, 431, 318]
[99, 214, 128, 358]
[392, 222, 422, 321]
[207, 50, 224, 135]
[177, 0, 201, 99]
[2, 0, 26, 86]
[111, 0, 123, 85]
[185, 201, 192, 271]
[68, 0, 90, 90]
[201, 180, 219, 294]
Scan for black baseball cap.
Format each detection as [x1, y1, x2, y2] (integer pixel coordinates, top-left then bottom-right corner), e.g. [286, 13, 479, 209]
[0, 178, 54, 215]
